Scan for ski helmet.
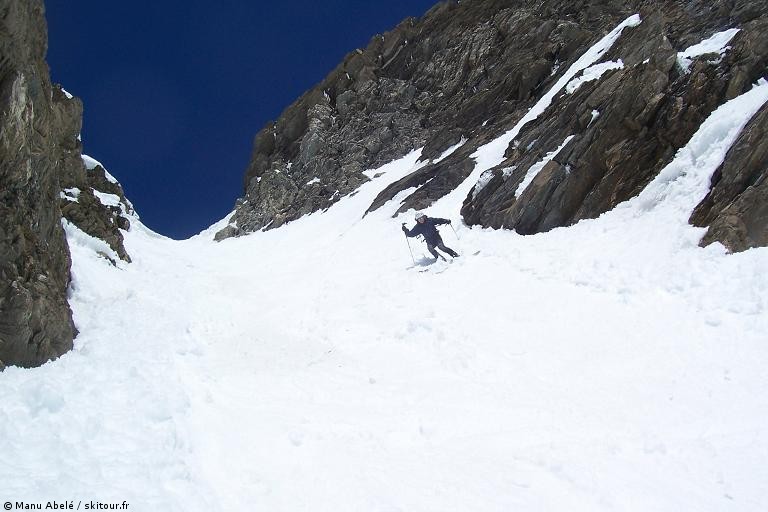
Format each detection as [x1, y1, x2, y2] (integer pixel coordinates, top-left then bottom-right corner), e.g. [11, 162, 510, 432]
[415, 211, 427, 220]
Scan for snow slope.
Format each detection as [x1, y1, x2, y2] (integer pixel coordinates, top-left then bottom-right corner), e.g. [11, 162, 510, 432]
[2, 47, 768, 512]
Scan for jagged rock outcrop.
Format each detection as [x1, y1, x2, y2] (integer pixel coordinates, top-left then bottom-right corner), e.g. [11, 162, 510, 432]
[219, 0, 638, 238]
[691, 103, 768, 252]
[221, 0, 768, 253]
[0, 0, 132, 368]
[42, 85, 134, 264]
[461, 3, 767, 236]
[58, 147, 135, 263]
[1, 0, 75, 368]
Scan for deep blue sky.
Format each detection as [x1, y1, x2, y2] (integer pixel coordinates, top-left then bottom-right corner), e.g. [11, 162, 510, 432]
[45, 1, 437, 239]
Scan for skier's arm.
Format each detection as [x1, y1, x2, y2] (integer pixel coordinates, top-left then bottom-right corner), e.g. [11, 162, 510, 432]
[402, 223, 416, 237]
[433, 218, 451, 225]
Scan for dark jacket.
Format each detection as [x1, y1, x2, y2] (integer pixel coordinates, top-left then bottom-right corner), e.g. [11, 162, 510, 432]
[403, 217, 450, 245]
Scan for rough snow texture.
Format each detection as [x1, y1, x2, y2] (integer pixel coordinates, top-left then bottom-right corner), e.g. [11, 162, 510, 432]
[565, 59, 624, 93]
[691, 97, 768, 252]
[677, 28, 741, 72]
[2, 91, 767, 509]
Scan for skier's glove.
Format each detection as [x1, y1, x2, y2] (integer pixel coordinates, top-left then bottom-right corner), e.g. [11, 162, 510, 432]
[401, 224, 408, 233]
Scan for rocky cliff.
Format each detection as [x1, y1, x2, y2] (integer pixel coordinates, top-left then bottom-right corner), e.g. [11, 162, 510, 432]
[0, 0, 132, 368]
[219, 0, 767, 253]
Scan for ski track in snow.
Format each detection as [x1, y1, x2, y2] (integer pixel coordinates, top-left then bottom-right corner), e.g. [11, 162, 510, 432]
[2, 43, 768, 512]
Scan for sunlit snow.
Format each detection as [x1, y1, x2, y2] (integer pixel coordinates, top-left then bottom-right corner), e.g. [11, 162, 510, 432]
[1, 26, 767, 512]
[565, 60, 624, 94]
[82, 154, 119, 184]
[677, 28, 741, 72]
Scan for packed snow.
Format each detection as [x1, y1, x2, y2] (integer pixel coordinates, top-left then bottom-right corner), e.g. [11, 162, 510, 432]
[2, 75, 767, 511]
[677, 28, 741, 72]
[3, 19, 768, 512]
[82, 154, 119, 184]
[433, 137, 468, 164]
[471, 169, 495, 199]
[60, 187, 81, 202]
[93, 190, 122, 208]
[589, 109, 601, 126]
[565, 60, 624, 94]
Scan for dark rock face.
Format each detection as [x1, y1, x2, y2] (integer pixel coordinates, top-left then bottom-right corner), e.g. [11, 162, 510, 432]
[219, 0, 636, 238]
[461, 4, 767, 237]
[691, 103, 768, 252]
[1, 0, 75, 367]
[223, 0, 768, 254]
[1, 0, 132, 367]
[58, 134, 135, 263]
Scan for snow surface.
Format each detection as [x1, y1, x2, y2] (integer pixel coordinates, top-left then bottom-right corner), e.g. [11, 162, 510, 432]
[1, 75, 767, 511]
[589, 109, 601, 127]
[677, 28, 741, 72]
[433, 137, 468, 164]
[471, 169, 495, 199]
[82, 154, 119, 184]
[60, 187, 81, 202]
[502, 165, 517, 178]
[565, 60, 624, 94]
[93, 190, 122, 208]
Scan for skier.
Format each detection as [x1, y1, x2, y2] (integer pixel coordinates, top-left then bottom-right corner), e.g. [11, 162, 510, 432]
[402, 212, 459, 260]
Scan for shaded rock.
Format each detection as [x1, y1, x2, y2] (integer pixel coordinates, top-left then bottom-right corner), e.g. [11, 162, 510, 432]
[53, 88, 133, 263]
[220, 0, 628, 239]
[368, 1, 636, 216]
[1, 0, 134, 368]
[1, 0, 75, 367]
[691, 103, 768, 252]
[418, 127, 464, 163]
[222, 0, 768, 255]
[462, 3, 768, 237]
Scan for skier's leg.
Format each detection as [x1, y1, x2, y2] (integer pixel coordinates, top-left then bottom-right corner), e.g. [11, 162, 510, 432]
[426, 243, 443, 260]
[437, 242, 459, 257]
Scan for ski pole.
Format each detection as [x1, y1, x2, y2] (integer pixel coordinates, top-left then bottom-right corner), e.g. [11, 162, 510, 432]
[402, 225, 415, 264]
[450, 222, 460, 240]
